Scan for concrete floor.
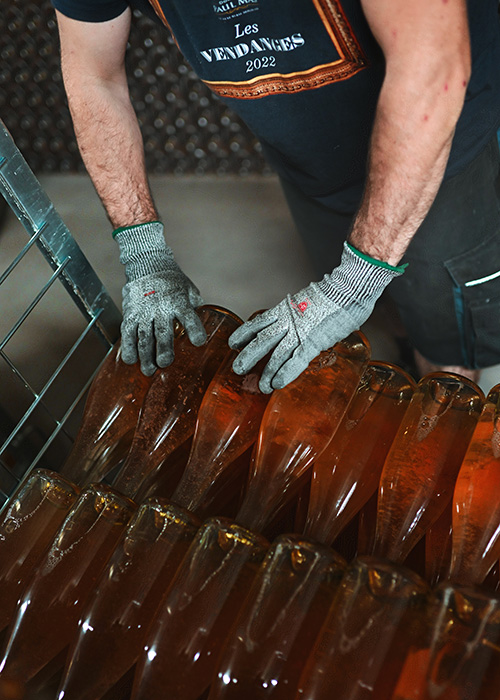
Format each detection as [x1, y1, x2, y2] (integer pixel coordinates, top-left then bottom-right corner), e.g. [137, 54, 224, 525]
[1, 172, 500, 480]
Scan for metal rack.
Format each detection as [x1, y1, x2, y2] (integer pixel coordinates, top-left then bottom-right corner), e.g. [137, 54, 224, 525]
[0, 119, 122, 506]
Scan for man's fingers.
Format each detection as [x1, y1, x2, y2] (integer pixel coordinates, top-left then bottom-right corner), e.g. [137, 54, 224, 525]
[228, 311, 275, 350]
[137, 319, 158, 376]
[232, 326, 286, 376]
[154, 315, 176, 368]
[178, 308, 208, 347]
[272, 345, 313, 390]
[120, 318, 139, 365]
[258, 337, 296, 394]
[187, 284, 204, 309]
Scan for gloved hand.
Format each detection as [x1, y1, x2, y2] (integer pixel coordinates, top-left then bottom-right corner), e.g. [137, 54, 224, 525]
[114, 221, 207, 376]
[229, 242, 407, 393]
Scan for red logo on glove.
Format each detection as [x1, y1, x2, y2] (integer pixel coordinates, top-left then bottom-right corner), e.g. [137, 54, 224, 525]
[291, 298, 309, 314]
[144, 290, 156, 297]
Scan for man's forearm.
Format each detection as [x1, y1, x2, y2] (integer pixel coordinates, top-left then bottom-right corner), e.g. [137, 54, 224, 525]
[349, 0, 471, 267]
[62, 68, 157, 228]
[348, 73, 467, 267]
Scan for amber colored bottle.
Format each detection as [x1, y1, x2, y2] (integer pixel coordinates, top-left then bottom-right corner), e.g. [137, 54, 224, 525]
[134, 437, 194, 502]
[357, 490, 378, 556]
[170, 344, 271, 517]
[0, 469, 80, 635]
[235, 331, 371, 533]
[447, 384, 500, 586]
[60, 342, 154, 486]
[303, 362, 415, 546]
[111, 306, 242, 499]
[372, 373, 483, 563]
[424, 499, 453, 587]
[0, 484, 136, 683]
[483, 562, 500, 593]
[296, 556, 430, 700]
[131, 517, 269, 700]
[207, 534, 346, 700]
[0, 678, 24, 700]
[56, 499, 201, 700]
[190, 445, 255, 521]
[391, 583, 500, 700]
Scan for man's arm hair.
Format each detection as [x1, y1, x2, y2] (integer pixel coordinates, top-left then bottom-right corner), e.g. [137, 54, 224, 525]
[56, 8, 159, 228]
[348, 0, 471, 266]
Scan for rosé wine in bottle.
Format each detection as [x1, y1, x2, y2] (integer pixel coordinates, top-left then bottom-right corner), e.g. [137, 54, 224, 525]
[372, 373, 483, 563]
[170, 346, 271, 518]
[60, 342, 154, 486]
[449, 384, 500, 586]
[0, 469, 80, 635]
[0, 484, 136, 683]
[111, 306, 241, 499]
[131, 517, 268, 700]
[235, 332, 371, 533]
[391, 583, 500, 700]
[304, 361, 415, 546]
[297, 556, 429, 700]
[208, 534, 346, 700]
[56, 499, 201, 700]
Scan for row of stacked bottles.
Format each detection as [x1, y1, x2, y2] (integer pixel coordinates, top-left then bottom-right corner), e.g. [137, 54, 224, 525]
[0, 305, 499, 699]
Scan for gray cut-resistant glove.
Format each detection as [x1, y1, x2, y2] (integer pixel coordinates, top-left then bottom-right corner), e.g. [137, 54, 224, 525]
[229, 241, 407, 393]
[114, 221, 207, 376]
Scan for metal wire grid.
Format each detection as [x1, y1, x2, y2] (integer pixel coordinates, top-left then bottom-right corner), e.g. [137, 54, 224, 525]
[0, 119, 122, 506]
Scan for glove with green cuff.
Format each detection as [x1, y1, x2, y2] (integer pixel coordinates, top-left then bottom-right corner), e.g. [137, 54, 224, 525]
[114, 221, 206, 376]
[229, 241, 407, 393]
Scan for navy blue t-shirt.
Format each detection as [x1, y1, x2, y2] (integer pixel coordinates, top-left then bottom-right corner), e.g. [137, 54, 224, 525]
[52, 0, 500, 212]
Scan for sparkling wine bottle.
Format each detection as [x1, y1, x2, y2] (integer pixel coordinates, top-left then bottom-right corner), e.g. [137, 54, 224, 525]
[111, 306, 242, 499]
[357, 490, 378, 556]
[235, 332, 371, 533]
[372, 373, 483, 563]
[60, 342, 154, 486]
[131, 517, 268, 700]
[134, 437, 194, 502]
[0, 469, 80, 636]
[296, 556, 430, 700]
[0, 678, 24, 700]
[56, 499, 201, 700]
[0, 484, 136, 684]
[303, 361, 415, 546]
[424, 500, 453, 587]
[391, 583, 500, 700]
[170, 345, 271, 517]
[207, 534, 346, 700]
[448, 384, 500, 586]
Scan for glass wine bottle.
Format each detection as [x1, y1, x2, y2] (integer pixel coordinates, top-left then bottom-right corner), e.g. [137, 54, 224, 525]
[296, 556, 430, 700]
[60, 342, 154, 486]
[448, 384, 500, 586]
[391, 583, 500, 700]
[207, 534, 346, 700]
[56, 499, 201, 700]
[0, 678, 24, 700]
[111, 306, 242, 499]
[0, 469, 80, 636]
[0, 484, 136, 684]
[357, 490, 378, 556]
[131, 517, 268, 700]
[303, 361, 415, 546]
[424, 500, 453, 587]
[235, 331, 371, 533]
[372, 373, 483, 563]
[169, 345, 271, 518]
